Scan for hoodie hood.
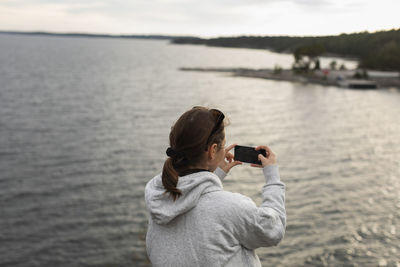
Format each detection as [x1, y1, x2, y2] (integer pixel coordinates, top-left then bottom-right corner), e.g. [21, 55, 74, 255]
[145, 171, 223, 225]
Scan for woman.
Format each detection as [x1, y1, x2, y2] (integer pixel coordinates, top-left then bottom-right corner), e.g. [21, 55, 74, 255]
[145, 106, 286, 267]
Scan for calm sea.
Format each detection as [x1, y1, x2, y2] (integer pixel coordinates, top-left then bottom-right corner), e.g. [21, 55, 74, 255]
[0, 34, 399, 267]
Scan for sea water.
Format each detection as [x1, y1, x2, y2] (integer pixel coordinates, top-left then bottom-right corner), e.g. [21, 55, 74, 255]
[0, 34, 399, 266]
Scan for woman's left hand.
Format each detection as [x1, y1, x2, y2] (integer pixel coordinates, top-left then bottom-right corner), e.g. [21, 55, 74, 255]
[219, 144, 242, 173]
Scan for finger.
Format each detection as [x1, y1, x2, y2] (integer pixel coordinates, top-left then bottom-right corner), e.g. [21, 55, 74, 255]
[250, 163, 263, 168]
[226, 152, 234, 160]
[264, 146, 273, 155]
[255, 145, 268, 151]
[225, 144, 237, 152]
[229, 161, 242, 168]
[256, 145, 272, 156]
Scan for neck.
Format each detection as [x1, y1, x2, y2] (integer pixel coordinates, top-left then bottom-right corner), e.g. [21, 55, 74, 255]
[188, 164, 209, 171]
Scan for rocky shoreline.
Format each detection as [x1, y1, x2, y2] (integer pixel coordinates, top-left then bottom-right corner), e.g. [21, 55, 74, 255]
[180, 67, 400, 89]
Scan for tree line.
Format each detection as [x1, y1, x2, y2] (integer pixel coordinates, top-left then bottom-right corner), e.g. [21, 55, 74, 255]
[172, 29, 400, 71]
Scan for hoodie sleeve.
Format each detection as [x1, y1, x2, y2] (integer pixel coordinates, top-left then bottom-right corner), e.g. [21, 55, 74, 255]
[232, 165, 286, 249]
[214, 167, 227, 181]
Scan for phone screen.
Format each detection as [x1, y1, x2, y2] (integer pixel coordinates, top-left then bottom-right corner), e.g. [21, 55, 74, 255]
[234, 145, 267, 165]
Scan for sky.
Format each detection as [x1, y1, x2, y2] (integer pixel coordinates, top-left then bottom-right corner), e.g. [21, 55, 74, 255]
[0, 0, 399, 37]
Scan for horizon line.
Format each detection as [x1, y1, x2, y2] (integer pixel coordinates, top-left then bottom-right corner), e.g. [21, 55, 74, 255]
[1, 28, 399, 39]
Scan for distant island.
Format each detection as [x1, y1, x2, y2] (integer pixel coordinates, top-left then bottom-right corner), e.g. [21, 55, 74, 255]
[0, 30, 193, 40]
[3, 29, 399, 76]
[172, 29, 400, 71]
[180, 67, 400, 89]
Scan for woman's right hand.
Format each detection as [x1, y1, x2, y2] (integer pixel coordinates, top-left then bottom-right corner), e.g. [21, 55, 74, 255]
[250, 145, 277, 168]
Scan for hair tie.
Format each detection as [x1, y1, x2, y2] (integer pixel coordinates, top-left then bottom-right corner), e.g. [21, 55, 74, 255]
[166, 147, 175, 157]
[166, 147, 189, 167]
[166, 147, 186, 158]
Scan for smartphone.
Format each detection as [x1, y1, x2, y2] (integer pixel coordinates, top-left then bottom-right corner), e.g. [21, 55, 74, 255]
[234, 145, 267, 165]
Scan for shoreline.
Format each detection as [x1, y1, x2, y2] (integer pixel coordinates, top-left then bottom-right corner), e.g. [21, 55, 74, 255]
[180, 67, 400, 89]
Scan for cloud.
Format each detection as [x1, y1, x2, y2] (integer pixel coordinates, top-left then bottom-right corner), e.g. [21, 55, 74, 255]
[0, 0, 399, 36]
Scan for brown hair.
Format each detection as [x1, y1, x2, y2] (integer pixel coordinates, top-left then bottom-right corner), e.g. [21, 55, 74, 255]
[162, 106, 226, 201]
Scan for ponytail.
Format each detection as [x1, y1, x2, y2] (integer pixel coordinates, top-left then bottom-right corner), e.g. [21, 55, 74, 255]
[162, 158, 182, 201]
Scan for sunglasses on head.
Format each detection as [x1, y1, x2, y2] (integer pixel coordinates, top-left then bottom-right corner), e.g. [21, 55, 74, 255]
[205, 109, 225, 151]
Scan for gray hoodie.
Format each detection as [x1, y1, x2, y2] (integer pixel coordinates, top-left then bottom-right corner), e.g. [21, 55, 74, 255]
[144, 165, 286, 267]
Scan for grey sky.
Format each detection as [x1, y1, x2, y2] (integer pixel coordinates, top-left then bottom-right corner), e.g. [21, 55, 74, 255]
[0, 0, 399, 37]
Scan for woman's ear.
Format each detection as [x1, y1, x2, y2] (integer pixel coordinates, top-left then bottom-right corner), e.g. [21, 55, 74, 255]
[207, 143, 218, 160]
